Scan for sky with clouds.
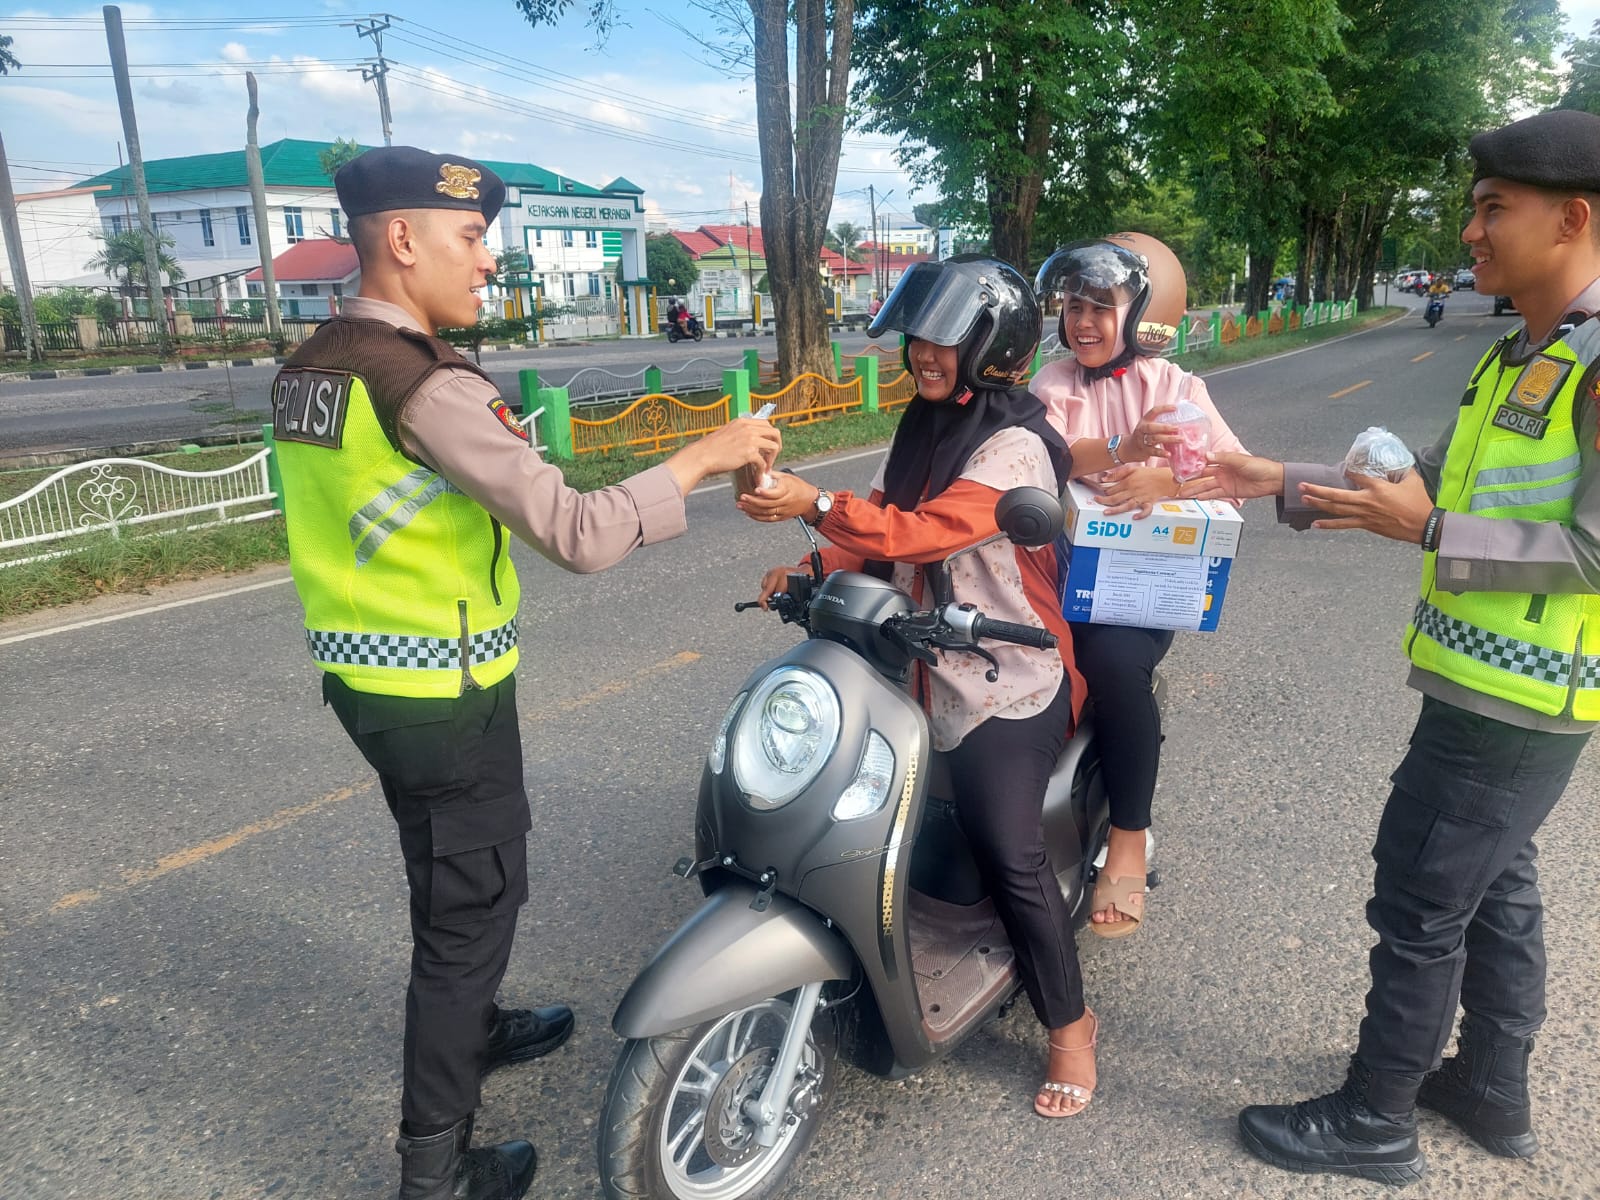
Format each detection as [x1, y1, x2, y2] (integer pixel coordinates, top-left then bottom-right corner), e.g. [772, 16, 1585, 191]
[4, 2, 1600, 236]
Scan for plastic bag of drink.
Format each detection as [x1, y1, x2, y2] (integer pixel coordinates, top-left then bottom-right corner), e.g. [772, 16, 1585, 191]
[1165, 381, 1214, 482]
[1343, 427, 1414, 483]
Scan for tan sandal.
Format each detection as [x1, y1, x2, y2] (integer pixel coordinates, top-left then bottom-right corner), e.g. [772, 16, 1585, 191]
[1034, 1008, 1098, 1119]
[1089, 873, 1146, 940]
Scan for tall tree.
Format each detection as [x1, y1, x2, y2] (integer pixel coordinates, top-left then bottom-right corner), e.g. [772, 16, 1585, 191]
[614, 234, 701, 295]
[515, 0, 852, 381]
[1137, 0, 1344, 313]
[85, 229, 184, 305]
[1559, 19, 1600, 113]
[828, 220, 865, 260]
[853, 0, 1138, 268]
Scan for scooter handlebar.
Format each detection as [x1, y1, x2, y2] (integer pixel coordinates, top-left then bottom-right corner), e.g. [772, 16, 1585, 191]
[970, 615, 1058, 650]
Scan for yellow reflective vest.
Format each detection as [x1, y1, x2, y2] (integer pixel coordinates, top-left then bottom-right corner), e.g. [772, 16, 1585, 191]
[271, 317, 520, 698]
[1407, 328, 1600, 719]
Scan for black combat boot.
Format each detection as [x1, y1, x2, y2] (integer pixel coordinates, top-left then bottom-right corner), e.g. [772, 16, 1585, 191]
[1417, 1017, 1538, 1158]
[1238, 1058, 1426, 1186]
[481, 1003, 575, 1078]
[395, 1115, 537, 1200]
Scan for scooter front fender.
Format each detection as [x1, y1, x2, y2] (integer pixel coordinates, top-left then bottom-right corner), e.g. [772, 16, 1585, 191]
[612, 882, 855, 1039]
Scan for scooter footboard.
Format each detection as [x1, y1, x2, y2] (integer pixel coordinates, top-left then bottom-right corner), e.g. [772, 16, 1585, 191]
[613, 882, 855, 1039]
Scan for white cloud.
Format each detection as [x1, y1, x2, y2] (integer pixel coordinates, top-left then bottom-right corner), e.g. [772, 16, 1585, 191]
[220, 42, 250, 64]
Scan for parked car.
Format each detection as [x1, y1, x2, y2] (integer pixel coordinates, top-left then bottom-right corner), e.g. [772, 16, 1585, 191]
[1454, 268, 1477, 290]
[1494, 295, 1518, 316]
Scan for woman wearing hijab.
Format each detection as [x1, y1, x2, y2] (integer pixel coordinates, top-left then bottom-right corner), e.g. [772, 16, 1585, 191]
[738, 256, 1100, 1119]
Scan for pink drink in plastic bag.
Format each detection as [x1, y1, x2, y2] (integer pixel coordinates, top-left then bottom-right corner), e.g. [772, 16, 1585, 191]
[1165, 377, 1213, 482]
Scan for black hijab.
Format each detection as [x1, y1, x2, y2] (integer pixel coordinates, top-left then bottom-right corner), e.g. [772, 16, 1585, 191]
[867, 383, 1072, 578]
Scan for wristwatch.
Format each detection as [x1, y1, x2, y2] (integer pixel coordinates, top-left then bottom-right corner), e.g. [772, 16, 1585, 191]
[810, 487, 834, 527]
[1107, 434, 1126, 466]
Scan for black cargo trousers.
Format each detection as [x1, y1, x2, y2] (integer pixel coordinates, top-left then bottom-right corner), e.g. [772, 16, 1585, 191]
[1355, 693, 1590, 1110]
[324, 671, 532, 1130]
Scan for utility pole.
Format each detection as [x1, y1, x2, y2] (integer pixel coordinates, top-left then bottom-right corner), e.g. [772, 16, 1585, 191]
[347, 17, 394, 147]
[867, 184, 879, 299]
[0, 131, 45, 363]
[744, 200, 756, 319]
[245, 72, 283, 341]
[104, 4, 172, 354]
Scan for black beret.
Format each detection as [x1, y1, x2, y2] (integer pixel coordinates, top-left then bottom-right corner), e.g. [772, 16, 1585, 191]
[1470, 110, 1600, 193]
[335, 146, 505, 223]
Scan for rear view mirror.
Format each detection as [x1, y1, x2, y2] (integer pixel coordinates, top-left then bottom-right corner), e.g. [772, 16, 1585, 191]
[995, 487, 1063, 548]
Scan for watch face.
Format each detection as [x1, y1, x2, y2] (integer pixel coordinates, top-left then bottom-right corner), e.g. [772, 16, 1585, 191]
[816, 491, 832, 513]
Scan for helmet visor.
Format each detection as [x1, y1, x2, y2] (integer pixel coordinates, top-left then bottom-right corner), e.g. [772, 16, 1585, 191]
[867, 261, 992, 344]
[1034, 241, 1148, 309]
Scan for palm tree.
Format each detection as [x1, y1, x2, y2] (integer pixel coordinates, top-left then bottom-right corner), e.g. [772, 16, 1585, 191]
[85, 230, 185, 309]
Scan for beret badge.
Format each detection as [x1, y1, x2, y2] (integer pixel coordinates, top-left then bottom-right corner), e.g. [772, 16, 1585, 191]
[436, 163, 482, 201]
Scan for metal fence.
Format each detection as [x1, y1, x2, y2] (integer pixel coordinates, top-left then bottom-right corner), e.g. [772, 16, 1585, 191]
[0, 450, 278, 567]
[2, 321, 82, 353]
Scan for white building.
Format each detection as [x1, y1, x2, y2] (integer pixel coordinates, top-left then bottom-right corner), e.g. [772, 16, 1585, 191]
[0, 185, 112, 292]
[75, 141, 655, 331]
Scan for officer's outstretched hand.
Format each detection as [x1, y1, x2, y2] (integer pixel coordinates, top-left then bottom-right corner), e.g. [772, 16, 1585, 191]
[665, 417, 782, 494]
[1301, 469, 1433, 544]
[1177, 451, 1285, 501]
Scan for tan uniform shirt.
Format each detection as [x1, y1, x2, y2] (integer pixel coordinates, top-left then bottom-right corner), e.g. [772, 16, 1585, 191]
[1278, 276, 1600, 732]
[341, 296, 687, 572]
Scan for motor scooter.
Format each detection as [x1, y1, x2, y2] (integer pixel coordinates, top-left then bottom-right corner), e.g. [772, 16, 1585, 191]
[665, 314, 705, 343]
[597, 487, 1162, 1200]
[1425, 291, 1446, 328]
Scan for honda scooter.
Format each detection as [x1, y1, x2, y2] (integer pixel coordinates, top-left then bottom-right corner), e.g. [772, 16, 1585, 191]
[1425, 292, 1446, 327]
[597, 487, 1161, 1200]
[666, 314, 705, 343]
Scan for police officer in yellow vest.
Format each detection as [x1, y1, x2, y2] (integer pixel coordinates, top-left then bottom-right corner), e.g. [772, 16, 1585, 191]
[270, 147, 780, 1200]
[1184, 108, 1600, 1184]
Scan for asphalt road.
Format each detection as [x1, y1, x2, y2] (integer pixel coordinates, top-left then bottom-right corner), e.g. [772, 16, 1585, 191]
[0, 332, 883, 459]
[5, 288, 1598, 1200]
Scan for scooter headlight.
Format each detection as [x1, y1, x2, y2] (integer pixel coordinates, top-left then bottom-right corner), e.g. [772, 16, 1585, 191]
[732, 668, 841, 810]
[832, 730, 896, 821]
[707, 692, 746, 776]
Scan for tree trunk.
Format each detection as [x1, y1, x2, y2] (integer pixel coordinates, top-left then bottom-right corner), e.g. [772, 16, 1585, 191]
[1245, 244, 1276, 315]
[986, 85, 1052, 267]
[750, 0, 854, 383]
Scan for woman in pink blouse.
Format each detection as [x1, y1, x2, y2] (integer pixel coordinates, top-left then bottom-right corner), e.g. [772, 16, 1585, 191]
[1030, 234, 1246, 940]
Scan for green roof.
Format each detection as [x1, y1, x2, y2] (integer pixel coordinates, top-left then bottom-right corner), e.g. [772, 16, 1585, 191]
[77, 139, 357, 197]
[603, 176, 645, 195]
[78, 140, 643, 203]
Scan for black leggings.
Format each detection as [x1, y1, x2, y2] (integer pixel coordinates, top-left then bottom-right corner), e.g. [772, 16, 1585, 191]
[944, 681, 1084, 1029]
[1069, 622, 1174, 833]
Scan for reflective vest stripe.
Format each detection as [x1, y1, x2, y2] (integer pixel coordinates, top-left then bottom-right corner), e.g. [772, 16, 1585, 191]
[305, 618, 519, 670]
[348, 466, 436, 540]
[1474, 453, 1582, 488]
[1466, 476, 1580, 512]
[352, 475, 459, 567]
[1412, 599, 1600, 686]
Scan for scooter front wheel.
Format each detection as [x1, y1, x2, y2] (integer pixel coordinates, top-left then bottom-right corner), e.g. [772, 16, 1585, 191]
[598, 992, 837, 1200]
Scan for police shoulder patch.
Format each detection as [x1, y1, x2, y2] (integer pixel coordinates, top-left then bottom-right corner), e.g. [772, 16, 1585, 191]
[272, 367, 352, 448]
[487, 398, 530, 443]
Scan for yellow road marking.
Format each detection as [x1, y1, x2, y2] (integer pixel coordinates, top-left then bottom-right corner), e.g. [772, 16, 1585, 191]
[21, 650, 705, 933]
[1455, 335, 1467, 342]
[1411, 351, 1434, 363]
[1330, 380, 1373, 399]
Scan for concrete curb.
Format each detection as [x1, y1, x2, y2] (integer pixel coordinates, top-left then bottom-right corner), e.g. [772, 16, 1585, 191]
[2, 356, 287, 383]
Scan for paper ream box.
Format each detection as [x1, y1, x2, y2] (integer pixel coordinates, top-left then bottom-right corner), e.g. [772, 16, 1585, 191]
[1064, 481, 1242, 559]
[1061, 543, 1235, 632]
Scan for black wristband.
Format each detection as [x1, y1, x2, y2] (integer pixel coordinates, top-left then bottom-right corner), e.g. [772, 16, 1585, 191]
[1421, 507, 1445, 553]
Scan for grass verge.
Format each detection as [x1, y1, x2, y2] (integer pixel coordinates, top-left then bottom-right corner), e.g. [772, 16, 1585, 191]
[0, 520, 288, 619]
[2, 307, 1401, 617]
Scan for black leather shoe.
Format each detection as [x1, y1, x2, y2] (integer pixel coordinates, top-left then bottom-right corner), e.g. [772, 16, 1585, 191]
[395, 1116, 537, 1200]
[1418, 1021, 1538, 1159]
[482, 1004, 575, 1077]
[1239, 1062, 1426, 1186]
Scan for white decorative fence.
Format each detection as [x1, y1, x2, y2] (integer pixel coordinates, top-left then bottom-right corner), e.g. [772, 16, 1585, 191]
[0, 450, 279, 567]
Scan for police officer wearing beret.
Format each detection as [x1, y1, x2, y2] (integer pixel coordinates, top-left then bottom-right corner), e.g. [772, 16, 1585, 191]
[269, 146, 780, 1200]
[1186, 108, 1600, 1184]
